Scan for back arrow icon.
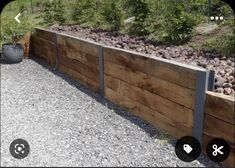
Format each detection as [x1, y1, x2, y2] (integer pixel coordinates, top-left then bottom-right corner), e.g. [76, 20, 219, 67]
[15, 13, 21, 23]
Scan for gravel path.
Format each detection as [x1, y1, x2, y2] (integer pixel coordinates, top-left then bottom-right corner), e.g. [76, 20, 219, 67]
[1, 59, 219, 167]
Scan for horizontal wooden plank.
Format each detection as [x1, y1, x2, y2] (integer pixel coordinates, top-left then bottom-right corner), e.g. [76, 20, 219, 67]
[32, 43, 55, 57]
[104, 47, 203, 90]
[31, 36, 55, 56]
[104, 62, 195, 109]
[58, 43, 99, 68]
[32, 45, 55, 65]
[105, 75, 194, 128]
[205, 91, 235, 124]
[105, 87, 192, 138]
[204, 114, 234, 145]
[60, 55, 99, 83]
[104, 46, 206, 71]
[60, 64, 99, 92]
[35, 28, 55, 42]
[32, 34, 55, 48]
[31, 53, 54, 65]
[223, 147, 235, 168]
[57, 34, 100, 57]
[31, 34, 56, 65]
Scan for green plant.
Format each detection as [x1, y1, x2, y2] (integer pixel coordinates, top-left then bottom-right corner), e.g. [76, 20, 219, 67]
[43, 0, 65, 25]
[203, 35, 235, 57]
[100, 0, 123, 31]
[126, 0, 150, 36]
[19, 4, 26, 13]
[1, 14, 34, 45]
[161, 3, 197, 44]
[71, 0, 102, 27]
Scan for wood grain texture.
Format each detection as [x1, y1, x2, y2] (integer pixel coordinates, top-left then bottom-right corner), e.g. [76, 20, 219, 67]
[223, 148, 235, 168]
[205, 91, 235, 124]
[31, 34, 56, 65]
[105, 75, 194, 128]
[60, 64, 100, 92]
[104, 46, 201, 90]
[60, 55, 99, 83]
[104, 62, 195, 109]
[35, 28, 55, 42]
[204, 114, 234, 145]
[58, 43, 99, 69]
[57, 34, 100, 57]
[105, 87, 192, 138]
[203, 92, 235, 167]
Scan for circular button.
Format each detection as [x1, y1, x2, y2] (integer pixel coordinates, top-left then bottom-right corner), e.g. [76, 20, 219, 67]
[175, 136, 201, 162]
[206, 138, 230, 162]
[10, 139, 30, 159]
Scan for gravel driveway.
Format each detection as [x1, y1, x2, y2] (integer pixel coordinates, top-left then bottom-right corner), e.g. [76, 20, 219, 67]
[1, 59, 218, 167]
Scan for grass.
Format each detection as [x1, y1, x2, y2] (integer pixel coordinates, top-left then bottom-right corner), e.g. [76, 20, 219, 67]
[154, 130, 173, 146]
[186, 21, 235, 58]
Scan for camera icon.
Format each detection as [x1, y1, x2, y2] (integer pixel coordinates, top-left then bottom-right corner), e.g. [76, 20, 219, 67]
[10, 139, 30, 159]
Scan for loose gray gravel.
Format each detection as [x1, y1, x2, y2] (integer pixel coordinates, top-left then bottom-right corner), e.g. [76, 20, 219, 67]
[1, 59, 219, 167]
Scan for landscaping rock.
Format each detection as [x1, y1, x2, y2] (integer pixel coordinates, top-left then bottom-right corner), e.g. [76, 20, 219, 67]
[215, 77, 227, 88]
[48, 25, 235, 96]
[215, 87, 224, 93]
[223, 83, 232, 88]
[224, 88, 233, 95]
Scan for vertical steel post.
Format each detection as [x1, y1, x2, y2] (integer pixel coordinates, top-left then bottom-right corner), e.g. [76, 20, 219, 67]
[193, 70, 208, 145]
[99, 46, 104, 96]
[54, 33, 59, 70]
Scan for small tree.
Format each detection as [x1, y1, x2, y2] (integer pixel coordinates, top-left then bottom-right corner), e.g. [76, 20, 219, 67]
[100, 0, 123, 31]
[71, 0, 101, 26]
[125, 0, 150, 36]
[161, 2, 197, 44]
[1, 15, 34, 45]
[43, 0, 65, 25]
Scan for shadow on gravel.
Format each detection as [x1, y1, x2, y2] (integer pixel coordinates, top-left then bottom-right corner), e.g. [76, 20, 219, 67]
[30, 57, 166, 139]
[0, 58, 24, 65]
[28, 57, 216, 167]
[0, 59, 7, 64]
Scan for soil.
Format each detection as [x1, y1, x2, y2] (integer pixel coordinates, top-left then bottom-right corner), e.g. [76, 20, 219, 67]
[48, 24, 235, 97]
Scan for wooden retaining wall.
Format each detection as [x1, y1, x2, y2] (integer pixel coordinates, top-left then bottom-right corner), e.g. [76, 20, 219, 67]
[203, 91, 235, 166]
[103, 46, 206, 139]
[56, 33, 101, 92]
[30, 28, 234, 167]
[30, 29, 101, 93]
[30, 29, 57, 66]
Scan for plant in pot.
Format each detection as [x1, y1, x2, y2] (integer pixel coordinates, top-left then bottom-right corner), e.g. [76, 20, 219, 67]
[1, 14, 34, 64]
[2, 33, 24, 64]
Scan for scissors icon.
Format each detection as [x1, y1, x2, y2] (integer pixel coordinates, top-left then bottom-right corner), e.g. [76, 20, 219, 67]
[212, 144, 224, 156]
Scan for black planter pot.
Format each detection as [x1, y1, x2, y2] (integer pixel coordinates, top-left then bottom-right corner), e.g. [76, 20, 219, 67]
[2, 43, 24, 64]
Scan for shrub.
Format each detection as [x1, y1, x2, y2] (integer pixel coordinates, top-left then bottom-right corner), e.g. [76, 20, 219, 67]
[43, 0, 65, 25]
[53, 0, 65, 24]
[125, 0, 150, 36]
[71, 0, 102, 27]
[19, 4, 27, 13]
[100, 0, 123, 31]
[161, 3, 197, 44]
[1, 15, 34, 45]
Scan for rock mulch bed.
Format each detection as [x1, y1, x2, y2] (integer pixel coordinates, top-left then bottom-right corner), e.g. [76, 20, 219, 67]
[49, 25, 235, 97]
